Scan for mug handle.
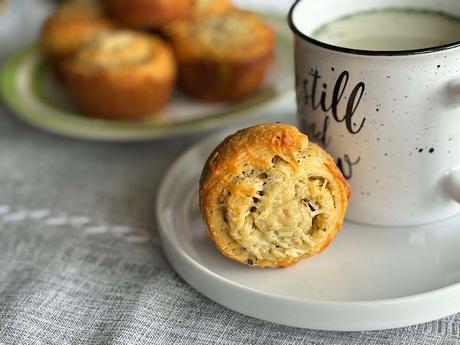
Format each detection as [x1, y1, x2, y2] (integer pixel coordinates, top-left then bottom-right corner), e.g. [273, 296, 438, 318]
[443, 168, 460, 203]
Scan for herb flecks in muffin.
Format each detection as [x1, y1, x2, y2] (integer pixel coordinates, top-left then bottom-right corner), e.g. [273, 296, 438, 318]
[200, 124, 350, 268]
[192, 13, 260, 50]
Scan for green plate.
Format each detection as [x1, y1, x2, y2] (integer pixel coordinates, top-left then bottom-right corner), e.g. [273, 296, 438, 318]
[0, 15, 294, 141]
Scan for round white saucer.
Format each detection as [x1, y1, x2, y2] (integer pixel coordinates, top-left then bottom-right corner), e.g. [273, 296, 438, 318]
[156, 128, 460, 331]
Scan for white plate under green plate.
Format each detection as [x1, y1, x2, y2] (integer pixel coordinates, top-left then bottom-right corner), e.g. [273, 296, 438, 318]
[0, 15, 294, 141]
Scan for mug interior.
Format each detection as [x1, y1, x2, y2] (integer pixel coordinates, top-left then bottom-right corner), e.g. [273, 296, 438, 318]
[290, 0, 460, 54]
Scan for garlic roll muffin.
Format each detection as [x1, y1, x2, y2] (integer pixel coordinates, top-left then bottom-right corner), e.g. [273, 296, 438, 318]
[102, 0, 194, 28]
[200, 124, 350, 268]
[40, 0, 114, 64]
[62, 31, 176, 120]
[169, 9, 274, 102]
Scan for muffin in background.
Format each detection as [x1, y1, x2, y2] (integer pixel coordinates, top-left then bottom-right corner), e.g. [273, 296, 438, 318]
[169, 9, 274, 102]
[193, 0, 233, 16]
[163, 0, 233, 36]
[102, 0, 194, 29]
[62, 30, 176, 120]
[40, 0, 114, 64]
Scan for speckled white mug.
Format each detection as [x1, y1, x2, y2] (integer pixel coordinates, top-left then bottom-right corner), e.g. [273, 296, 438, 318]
[289, 0, 460, 226]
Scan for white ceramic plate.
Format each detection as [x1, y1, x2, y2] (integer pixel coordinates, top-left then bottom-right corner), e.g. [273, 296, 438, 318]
[0, 14, 293, 141]
[157, 128, 460, 331]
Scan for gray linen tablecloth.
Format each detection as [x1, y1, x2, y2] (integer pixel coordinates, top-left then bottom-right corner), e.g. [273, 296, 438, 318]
[1, 1, 460, 344]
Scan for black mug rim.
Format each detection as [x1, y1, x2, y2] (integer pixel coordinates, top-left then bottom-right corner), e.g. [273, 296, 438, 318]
[287, 0, 460, 56]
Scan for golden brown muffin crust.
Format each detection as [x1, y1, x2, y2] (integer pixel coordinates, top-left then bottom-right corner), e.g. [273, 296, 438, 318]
[200, 124, 350, 268]
[193, 0, 233, 16]
[169, 9, 274, 102]
[40, 0, 114, 63]
[54, 0, 106, 19]
[65, 31, 176, 79]
[170, 9, 274, 62]
[102, 0, 195, 28]
[62, 30, 176, 119]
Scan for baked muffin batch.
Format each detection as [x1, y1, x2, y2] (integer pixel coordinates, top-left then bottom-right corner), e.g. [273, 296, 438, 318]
[39, 2, 350, 269]
[39, 0, 275, 120]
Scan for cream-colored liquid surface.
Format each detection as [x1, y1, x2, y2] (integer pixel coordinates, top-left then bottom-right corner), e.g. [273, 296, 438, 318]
[312, 8, 460, 51]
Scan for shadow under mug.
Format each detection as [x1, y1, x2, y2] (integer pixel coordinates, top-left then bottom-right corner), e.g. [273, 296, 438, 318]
[289, 0, 460, 226]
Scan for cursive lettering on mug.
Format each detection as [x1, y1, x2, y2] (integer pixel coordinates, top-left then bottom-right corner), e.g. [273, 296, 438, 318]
[300, 69, 366, 135]
[336, 155, 361, 180]
[305, 115, 331, 147]
[297, 68, 367, 179]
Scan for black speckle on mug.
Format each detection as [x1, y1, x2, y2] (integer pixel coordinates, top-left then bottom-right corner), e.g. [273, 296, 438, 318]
[376, 108, 380, 112]
[331, 67, 335, 71]
[386, 76, 391, 79]
[418, 148, 423, 153]
[384, 153, 388, 156]
[322, 83, 327, 89]
[377, 138, 380, 141]
[375, 179, 380, 183]
[437, 64, 441, 68]
[449, 137, 453, 141]
[429, 148, 435, 153]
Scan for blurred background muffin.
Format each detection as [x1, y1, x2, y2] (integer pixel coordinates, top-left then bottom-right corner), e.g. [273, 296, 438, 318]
[169, 9, 274, 102]
[39, 0, 114, 65]
[102, 0, 194, 29]
[193, 0, 233, 16]
[62, 30, 176, 119]
[162, 0, 234, 36]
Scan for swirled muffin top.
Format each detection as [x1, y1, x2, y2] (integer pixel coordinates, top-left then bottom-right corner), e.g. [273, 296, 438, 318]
[200, 124, 350, 267]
